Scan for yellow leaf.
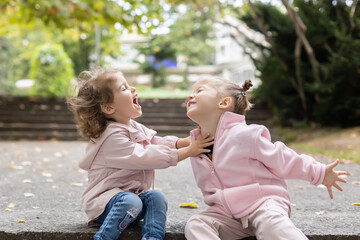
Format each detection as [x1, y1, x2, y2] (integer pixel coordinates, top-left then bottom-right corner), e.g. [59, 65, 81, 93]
[179, 202, 198, 209]
[18, 220, 26, 223]
[352, 203, 360, 206]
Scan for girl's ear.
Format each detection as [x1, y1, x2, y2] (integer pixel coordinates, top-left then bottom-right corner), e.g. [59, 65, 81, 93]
[101, 104, 115, 115]
[218, 97, 232, 110]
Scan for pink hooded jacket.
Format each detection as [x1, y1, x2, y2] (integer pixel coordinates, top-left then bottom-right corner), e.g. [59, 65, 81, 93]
[79, 120, 179, 225]
[190, 111, 325, 219]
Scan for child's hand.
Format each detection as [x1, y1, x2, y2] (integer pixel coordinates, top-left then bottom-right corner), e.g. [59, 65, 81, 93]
[187, 133, 214, 157]
[177, 133, 214, 161]
[322, 159, 347, 199]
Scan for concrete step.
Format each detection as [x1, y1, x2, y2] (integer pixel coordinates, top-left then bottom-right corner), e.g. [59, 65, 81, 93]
[0, 141, 358, 240]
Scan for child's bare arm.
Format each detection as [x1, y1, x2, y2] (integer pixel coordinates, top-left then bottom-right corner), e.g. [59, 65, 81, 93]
[176, 136, 191, 149]
[322, 159, 347, 199]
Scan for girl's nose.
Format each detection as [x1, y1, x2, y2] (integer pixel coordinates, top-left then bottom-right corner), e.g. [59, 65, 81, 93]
[188, 94, 194, 101]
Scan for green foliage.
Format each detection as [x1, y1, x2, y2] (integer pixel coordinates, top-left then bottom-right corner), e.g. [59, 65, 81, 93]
[29, 43, 74, 97]
[0, 0, 164, 33]
[136, 5, 215, 88]
[238, 1, 360, 127]
[0, 0, 166, 95]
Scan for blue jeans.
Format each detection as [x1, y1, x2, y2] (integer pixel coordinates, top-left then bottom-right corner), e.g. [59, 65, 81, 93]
[93, 190, 168, 240]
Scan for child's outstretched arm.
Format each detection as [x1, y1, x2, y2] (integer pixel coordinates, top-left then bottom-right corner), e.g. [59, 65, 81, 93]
[322, 159, 347, 199]
[177, 134, 214, 162]
[176, 136, 191, 149]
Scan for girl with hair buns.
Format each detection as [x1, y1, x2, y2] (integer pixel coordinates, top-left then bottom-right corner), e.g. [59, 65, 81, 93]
[67, 68, 213, 240]
[184, 77, 347, 240]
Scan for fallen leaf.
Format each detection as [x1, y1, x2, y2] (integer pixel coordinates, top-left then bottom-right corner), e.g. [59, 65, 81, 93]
[315, 211, 324, 215]
[179, 202, 198, 209]
[352, 203, 360, 206]
[7, 164, 23, 170]
[41, 170, 52, 177]
[7, 203, 15, 208]
[21, 161, 32, 166]
[352, 181, 360, 185]
[54, 152, 62, 157]
[42, 158, 51, 162]
[5, 208, 11, 212]
[294, 185, 304, 190]
[317, 185, 326, 189]
[34, 147, 42, 153]
[22, 179, 32, 184]
[71, 183, 83, 187]
[24, 193, 35, 198]
[17, 219, 26, 223]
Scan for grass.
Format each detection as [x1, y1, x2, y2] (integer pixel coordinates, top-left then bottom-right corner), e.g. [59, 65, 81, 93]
[273, 126, 360, 164]
[135, 85, 190, 99]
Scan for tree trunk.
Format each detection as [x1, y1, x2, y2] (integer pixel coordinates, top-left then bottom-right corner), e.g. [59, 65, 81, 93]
[281, 0, 320, 103]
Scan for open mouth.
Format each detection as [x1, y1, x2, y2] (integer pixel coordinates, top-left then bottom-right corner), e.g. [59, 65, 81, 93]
[187, 101, 196, 108]
[133, 95, 141, 109]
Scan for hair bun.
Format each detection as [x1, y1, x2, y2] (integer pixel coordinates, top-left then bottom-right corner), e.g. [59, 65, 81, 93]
[242, 80, 253, 92]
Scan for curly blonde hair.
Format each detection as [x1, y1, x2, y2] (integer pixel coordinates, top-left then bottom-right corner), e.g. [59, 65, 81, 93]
[67, 68, 122, 141]
[194, 77, 253, 115]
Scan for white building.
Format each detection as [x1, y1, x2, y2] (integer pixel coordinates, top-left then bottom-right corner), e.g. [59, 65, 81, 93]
[214, 16, 269, 88]
[106, 16, 267, 88]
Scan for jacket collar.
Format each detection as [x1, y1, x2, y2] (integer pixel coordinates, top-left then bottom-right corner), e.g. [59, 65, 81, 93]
[190, 111, 246, 140]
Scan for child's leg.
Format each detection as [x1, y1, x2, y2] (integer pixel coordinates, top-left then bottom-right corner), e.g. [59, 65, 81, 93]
[138, 190, 168, 240]
[248, 199, 308, 240]
[94, 192, 143, 240]
[185, 209, 254, 240]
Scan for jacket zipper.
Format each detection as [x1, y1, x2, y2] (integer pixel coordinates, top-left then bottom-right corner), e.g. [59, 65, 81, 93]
[202, 154, 233, 217]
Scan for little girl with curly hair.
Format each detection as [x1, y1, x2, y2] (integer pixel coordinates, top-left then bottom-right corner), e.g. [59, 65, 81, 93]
[67, 68, 213, 240]
[184, 77, 347, 240]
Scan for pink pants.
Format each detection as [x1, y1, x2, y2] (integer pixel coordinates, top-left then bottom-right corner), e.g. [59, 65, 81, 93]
[185, 199, 308, 240]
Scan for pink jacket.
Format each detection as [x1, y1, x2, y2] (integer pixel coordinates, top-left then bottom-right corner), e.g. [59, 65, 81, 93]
[79, 120, 179, 225]
[190, 112, 325, 219]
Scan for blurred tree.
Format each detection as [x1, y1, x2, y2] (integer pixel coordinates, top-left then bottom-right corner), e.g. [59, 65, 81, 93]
[228, 0, 360, 127]
[136, 5, 215, 88]
[0, 0, 166, 95]
[0, 0, 163, 33]
[29, 43, 74, 97]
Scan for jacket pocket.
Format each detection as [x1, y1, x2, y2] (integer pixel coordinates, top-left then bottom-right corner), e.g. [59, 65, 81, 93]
[223, 183, 260, 215]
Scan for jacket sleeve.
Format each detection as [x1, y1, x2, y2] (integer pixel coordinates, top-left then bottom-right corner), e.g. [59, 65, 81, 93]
[254, 127, 325, 185]
[151, 135, 179, 149]
[135, 121, 179, 149]
[101, 132, 179, 170]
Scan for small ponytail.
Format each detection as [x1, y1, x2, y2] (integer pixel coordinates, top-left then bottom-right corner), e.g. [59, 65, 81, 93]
[242, 80, 253, 92]
[226, 79, 253, 115]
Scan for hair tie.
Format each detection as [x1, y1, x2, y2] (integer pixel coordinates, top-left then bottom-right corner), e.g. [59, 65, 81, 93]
[241, 91, 246, 97]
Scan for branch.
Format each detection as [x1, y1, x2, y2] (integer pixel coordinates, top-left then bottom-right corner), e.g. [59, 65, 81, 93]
[294, 38, 307, 112]
[281, 0, 321, 96]
[248, 0, 274, 46]
[229, 33, 257, 64]
[247, 0, 289, 71]
[349, 0, 358, 35]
